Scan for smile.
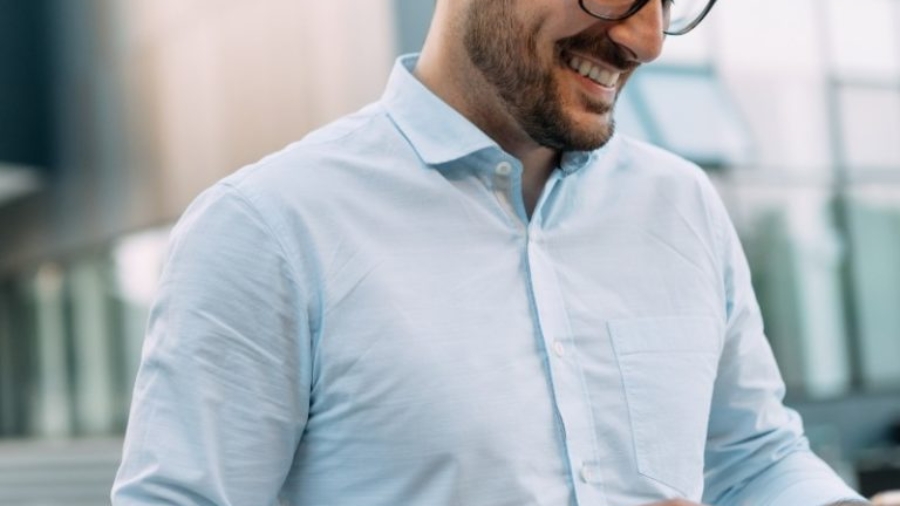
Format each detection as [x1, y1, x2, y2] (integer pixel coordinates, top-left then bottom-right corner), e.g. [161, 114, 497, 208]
[566, 55, 620, 88]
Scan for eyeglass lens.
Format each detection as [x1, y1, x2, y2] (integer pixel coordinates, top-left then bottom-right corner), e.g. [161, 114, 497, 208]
[580, 0, 714, 34]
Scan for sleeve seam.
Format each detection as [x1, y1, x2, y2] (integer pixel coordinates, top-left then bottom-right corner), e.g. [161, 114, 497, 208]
[218, 181, 308, 295]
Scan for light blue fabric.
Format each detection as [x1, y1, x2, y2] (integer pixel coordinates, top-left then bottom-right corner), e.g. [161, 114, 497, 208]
[113, 55, 863, 506]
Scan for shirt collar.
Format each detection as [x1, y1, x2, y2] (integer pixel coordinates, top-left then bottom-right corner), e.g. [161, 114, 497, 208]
[382, 54, 603, 174]
[382, 54, 497, 166]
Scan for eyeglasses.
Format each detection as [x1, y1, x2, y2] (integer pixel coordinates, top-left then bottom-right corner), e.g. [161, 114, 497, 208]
[578, 0, 719, 36]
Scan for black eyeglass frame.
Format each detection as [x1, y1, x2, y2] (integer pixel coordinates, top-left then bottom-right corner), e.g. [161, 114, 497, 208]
[577, 0, 719, 36]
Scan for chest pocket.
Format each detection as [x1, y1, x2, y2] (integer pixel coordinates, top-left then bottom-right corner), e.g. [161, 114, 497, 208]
[608, 316, 722, 497]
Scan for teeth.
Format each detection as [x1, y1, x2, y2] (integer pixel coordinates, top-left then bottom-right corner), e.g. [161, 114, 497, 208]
[567, 55, 620, 87]
[578, 60, 592, 77]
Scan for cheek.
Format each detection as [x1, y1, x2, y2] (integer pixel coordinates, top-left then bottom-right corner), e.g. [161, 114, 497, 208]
[527, 7, 592, 53]
[545, 6, 604, 41]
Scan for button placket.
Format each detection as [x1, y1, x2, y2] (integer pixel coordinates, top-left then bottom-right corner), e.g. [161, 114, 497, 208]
[524, 228, 608, 506]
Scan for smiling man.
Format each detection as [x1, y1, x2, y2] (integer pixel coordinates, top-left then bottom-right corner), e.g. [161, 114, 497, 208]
[113, 1, 870, 505]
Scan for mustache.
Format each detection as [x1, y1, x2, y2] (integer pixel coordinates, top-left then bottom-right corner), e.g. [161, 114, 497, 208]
[557, 33, 638, 71]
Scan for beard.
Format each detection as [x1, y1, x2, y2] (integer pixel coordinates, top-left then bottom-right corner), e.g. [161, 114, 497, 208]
[462, 0, 634, 151]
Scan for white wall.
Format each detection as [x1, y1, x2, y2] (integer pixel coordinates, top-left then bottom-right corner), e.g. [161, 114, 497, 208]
[0, 0, 397, 272]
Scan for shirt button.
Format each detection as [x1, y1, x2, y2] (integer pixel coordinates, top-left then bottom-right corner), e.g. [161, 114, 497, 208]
[580, 463, 599, 483]
[553, 341, 566, 357]
[495, 161, 513, 177]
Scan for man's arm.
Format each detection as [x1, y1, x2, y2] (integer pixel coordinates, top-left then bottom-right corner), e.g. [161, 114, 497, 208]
[642, 499, 872, 505]
[112, 183, 314, 505]
[695, 180, 866, 506]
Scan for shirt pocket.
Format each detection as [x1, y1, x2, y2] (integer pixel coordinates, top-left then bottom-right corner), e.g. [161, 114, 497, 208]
[608, 316, 722, 496]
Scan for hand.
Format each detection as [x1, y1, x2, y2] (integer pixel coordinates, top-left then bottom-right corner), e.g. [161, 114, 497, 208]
[872, 490, 900, 506]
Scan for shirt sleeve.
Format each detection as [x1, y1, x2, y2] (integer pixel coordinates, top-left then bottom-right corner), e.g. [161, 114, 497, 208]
[700, 185, 865, 506]
[111, 182, 313, 505]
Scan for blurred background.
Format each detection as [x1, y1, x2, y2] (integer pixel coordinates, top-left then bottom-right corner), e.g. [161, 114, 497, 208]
[0, 0, 899, 504]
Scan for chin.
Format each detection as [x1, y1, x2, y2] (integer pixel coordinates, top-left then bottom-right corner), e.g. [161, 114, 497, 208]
[562, 113, 616, 151]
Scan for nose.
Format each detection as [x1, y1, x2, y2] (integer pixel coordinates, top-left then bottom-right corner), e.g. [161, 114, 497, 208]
[605, 0, 666, 63]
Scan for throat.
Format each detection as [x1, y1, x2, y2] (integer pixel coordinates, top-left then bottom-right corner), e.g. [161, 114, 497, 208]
[519, 148, 560, 218]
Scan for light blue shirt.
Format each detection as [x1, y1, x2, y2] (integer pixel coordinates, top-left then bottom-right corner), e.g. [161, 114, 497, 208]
[113, 55, 863, 506]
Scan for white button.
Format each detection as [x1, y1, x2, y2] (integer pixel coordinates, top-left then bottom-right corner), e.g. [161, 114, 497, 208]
[553, 341, 566, 357]
[580, 463, 599, 483]
[495, 161, 513, 177]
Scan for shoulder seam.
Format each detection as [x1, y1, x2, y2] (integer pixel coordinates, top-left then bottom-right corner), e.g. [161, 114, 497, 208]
[218, 181, 308, 291]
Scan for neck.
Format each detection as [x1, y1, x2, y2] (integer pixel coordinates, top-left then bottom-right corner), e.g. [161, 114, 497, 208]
[415, 9, 559, 215]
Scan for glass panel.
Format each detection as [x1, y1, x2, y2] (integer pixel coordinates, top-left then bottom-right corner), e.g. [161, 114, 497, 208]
[632, 68, 752, 167]
[838, 85, 900, 170]
[613, 87, 652, 142]
[826, 0, 900, 79]
[847, 185, 900, 389]
[0, 280, 35, 437]
[68, 258, 116, 435]
[656, 16, 713, 66]
[729, 181, 852, 398]
[714, 0, 823, 74]
[30, 264, 73, 437]
[0, 285, 15, 435]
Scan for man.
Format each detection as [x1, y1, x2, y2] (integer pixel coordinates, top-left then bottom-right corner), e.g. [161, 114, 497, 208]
[112, 0, 871, 505]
